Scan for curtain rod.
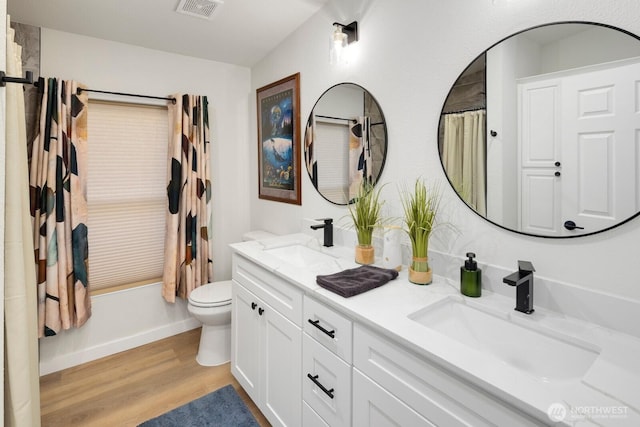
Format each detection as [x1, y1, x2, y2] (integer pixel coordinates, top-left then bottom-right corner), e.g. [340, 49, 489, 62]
[442, 106, 486, 115]
[315, 114, 354, 122]
[30, 78, 176, 104]
[315, 114, 384, 126]
[76, 88, 176, 104]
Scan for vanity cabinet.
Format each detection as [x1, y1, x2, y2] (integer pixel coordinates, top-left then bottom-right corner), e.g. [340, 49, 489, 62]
[353, 324, 544, 427]
[302, 296, 353, 427]
[231, 247, 549, 427]
[231, 254, 303, 427]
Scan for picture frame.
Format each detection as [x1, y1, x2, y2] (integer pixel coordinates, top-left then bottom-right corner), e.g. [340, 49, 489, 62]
[257, 73, 301, 205]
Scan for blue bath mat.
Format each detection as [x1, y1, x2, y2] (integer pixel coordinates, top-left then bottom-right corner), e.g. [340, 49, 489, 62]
[138, 384, 260, 427]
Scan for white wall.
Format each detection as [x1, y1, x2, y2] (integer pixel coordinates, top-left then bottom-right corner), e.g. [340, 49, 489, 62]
[38, 29, 252, 372]
[486, 34, 541, 229]
[250, 0, 640, 302]
[540, 25, 640, 73]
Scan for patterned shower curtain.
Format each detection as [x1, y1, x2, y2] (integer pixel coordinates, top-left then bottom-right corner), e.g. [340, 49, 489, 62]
[163, 94, 213, 303]
[29, 78, 91, 337]
[304, 115, 317, 189]
[348, 116, 372, 201]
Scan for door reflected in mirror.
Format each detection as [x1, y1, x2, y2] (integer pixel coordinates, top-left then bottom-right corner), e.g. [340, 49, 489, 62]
[439, 22, 640, 237]
[305, 83, 387, 205]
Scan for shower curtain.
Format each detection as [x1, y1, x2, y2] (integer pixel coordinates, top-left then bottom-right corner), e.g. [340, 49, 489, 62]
[163, 94, 213, 302]
[304, 115, 317, 189]
[4, 20, 41, 426]
[29, 78, 91, 337]
[348, 116, 372, 201]
[442, 110, 486, 216]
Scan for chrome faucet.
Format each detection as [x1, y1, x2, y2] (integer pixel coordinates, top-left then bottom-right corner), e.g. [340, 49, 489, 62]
[503, 260, 535, 314]
[310, 218, 333, 247]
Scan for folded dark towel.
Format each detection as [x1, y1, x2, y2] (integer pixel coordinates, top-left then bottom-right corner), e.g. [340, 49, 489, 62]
[316, 265, 399, 298]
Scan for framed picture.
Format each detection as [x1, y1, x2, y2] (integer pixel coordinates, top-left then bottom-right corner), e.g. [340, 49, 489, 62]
[257, 73, 301, 205]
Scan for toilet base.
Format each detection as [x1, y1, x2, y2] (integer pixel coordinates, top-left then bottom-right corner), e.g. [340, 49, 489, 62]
[196, 323, 231, 367]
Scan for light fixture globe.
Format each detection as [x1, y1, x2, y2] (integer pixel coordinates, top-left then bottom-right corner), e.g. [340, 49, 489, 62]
[330, 25, 348, 64]
[329, 21, 358, 65]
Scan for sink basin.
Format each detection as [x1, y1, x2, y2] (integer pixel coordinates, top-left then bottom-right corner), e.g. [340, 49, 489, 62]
[408, 298, 600, 382]
[264, 244, 354, 274]
[265, 244, 337, 267]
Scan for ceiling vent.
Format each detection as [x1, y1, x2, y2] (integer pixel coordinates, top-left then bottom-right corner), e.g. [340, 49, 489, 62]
[176, 0, 224, 20]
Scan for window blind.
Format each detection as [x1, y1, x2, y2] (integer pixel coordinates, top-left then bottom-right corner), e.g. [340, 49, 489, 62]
[87, 100, 168, 292]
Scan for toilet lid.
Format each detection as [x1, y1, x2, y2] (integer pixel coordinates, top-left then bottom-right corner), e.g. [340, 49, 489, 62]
[188, 280, 232, 307]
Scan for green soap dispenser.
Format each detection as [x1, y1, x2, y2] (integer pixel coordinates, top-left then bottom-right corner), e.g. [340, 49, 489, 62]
[461, 252, 481, 297]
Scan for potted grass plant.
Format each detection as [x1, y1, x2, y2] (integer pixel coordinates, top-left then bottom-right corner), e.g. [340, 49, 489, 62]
[400, 179, 441, 285]
[348, 182, 385, 265]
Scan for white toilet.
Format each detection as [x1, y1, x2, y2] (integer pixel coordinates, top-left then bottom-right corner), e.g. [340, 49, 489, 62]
[187, 231, 275, 366]
[188, 280, 233, 366]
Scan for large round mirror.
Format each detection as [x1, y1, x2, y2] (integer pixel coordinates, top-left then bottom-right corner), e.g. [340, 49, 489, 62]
[439, 22, 640, 237]
[305, 83, 387, 205]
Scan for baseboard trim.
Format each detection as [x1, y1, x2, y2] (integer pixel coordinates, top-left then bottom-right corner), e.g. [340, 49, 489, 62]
[39, 317, 200, 376]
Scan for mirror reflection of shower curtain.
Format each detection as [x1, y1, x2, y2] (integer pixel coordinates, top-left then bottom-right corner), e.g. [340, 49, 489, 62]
[304, 115, 317, 188]
[348, 116, 372, 201]
[442, 110, 486, 216]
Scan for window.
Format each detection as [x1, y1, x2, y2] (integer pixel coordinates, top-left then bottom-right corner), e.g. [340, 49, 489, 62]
[87, 100, 168, 294]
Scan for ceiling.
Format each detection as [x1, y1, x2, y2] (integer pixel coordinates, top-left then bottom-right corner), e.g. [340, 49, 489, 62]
[8, 0, 329, 67]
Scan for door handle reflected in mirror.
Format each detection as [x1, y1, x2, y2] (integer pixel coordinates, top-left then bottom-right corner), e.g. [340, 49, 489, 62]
[564, 220, 585, 230]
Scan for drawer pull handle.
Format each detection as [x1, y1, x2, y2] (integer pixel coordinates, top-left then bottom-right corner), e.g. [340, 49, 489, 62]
[258, 307, 264, 316]
[308, 319, 335, 338]
[307, 374, 334, 399]
[251, 302, 257, 310]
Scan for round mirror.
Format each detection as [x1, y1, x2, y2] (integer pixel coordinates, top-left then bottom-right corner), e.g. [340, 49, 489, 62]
[438, 22, 640, 237]
[305, 83, 388, 205]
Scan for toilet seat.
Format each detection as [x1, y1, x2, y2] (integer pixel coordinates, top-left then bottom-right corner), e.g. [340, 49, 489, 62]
[188, 280, 232, 308]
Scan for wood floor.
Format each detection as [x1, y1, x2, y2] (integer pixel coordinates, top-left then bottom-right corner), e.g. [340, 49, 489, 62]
[40, 328, 270, 427]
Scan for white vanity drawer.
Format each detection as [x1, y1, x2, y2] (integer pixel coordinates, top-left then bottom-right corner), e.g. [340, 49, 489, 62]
[303, 401, 330, 427]
[232, 253, 303, 326]
[304, 296, 353, 363]
[353, 368, 435, 427]
[303, 333, 351, 427]
[353, 324, 543, 427]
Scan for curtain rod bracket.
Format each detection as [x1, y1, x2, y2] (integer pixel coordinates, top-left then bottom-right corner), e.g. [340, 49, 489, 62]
[0, 70, 34, 87]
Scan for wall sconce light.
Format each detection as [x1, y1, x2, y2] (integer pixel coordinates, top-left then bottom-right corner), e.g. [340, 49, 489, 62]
[330, 21, 358, 65]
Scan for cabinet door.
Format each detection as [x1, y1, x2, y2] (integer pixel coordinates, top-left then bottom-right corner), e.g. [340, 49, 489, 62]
[353, 369, 435, 427]
[261, 304, 302, 427]
[231, 282, 261, 402]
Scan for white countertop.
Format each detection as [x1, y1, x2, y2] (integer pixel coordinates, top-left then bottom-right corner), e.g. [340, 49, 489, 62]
[230, 234, 640, 426]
